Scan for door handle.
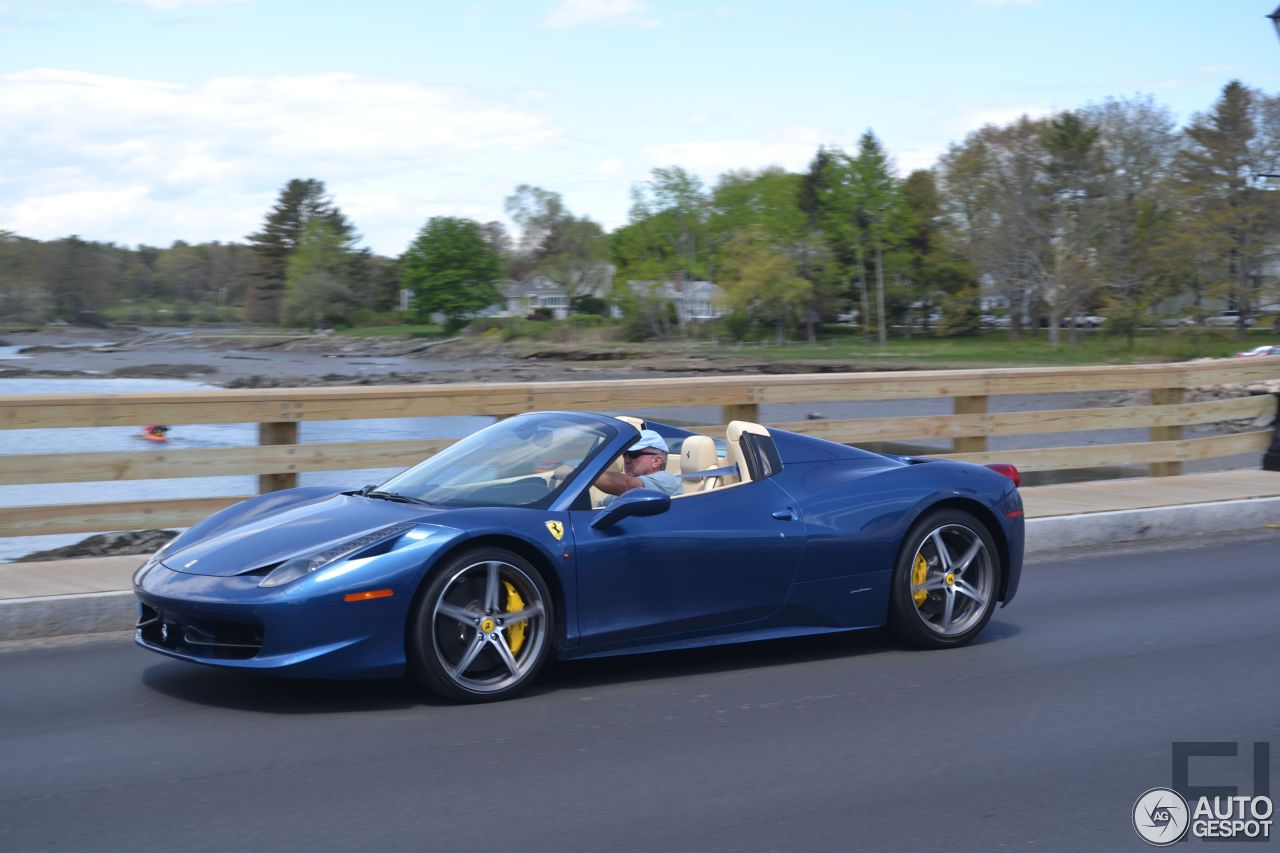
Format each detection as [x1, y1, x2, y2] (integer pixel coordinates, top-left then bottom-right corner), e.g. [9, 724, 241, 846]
[771, 509, 795, 521]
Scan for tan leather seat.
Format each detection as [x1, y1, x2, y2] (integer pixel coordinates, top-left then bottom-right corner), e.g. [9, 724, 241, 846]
[726, 420, 771, 484]
[679, 435, 719, 494]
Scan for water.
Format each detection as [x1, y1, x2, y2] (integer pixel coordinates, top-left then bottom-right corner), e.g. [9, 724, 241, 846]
[0, 377, 493, 561]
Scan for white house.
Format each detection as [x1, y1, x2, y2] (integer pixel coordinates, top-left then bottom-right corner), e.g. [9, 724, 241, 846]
[501, 275, 572, 319]
[627, 279, 727, 324]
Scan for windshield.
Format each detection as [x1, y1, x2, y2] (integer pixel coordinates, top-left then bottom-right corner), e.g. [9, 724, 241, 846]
[376, 413, 618, 509]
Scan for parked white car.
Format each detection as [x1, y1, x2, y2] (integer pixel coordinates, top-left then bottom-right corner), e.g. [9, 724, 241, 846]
[1205, 310, 1255, 328]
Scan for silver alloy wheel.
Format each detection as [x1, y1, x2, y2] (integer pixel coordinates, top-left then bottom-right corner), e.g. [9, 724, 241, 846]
[431, 559, 547, 695]
[908, 523, 994, 638]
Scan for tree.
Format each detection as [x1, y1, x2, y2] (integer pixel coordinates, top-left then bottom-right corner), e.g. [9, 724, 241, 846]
[281, 219, 357, 327]
[1080, 95, 1179, 346]
[1174, 81, 1280, 338]
[806, 146, 872, 337]
[0, 231, 52, 322]
[717, 226, 813, 342]
[504, 185, 610, 301]
[850, 132, 911, 344]
[1042, 110, 1103, 344]
[401, 217, 501, 331]
[939, 117, 1052, 340]
[810, 133, 911, 343]
[901, 169, 975, 336]
[246, 179, 357, 324]
[627, 167, 715, 282]
[712, 167, 836, 341]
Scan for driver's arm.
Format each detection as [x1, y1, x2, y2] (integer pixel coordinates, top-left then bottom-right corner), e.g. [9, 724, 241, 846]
[550, 464, 640, 496]
[591, 470, 642, 496]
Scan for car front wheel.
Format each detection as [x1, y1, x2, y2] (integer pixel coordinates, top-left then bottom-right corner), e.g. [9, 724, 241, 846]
[407, 548, 553, 702]
[888, 509, 1002, 648]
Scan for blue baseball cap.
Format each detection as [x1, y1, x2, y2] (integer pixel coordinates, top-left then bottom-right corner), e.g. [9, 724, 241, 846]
[627, 429, 669, 454]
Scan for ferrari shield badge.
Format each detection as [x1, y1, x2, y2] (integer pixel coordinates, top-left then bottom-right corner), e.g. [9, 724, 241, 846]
[544, 520, 564, 541]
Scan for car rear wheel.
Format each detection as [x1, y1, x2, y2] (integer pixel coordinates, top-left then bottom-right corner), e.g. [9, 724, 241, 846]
[888, 509, 1001, 649]
[407, 548, 553, 702]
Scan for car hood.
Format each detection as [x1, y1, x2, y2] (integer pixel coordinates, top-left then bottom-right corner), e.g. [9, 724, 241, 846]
[161, 493, 448, 577]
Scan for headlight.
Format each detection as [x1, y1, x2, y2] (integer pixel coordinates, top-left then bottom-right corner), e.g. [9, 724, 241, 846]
[258, 522, 418, 588]
[133, 537, 177, 586]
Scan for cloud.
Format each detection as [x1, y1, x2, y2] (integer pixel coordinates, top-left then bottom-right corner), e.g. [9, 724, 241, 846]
[897, 146, 946, 174]
[119, 0, 250, 9]
[1196, 63, 1243, 75]
[543, 0, 656, 29]
[644, 129, 827, 179]
[0, 69, 563, 253]
[948, 105, 1054, 135]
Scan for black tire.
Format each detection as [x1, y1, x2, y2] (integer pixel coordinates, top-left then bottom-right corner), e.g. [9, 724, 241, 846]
[407, 547, 554, 702]
[887, 509, 1002, 649]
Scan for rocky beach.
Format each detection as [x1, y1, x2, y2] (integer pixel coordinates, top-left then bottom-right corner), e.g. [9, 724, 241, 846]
[0, 324, 894, 389]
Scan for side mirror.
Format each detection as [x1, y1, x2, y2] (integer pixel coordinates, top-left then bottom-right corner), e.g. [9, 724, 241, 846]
[590, 488, 671, 529]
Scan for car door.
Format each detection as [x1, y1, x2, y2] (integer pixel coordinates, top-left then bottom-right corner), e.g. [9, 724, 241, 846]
[570, 478, 805, 648]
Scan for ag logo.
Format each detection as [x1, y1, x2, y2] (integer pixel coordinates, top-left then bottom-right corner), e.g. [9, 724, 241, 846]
[544, 520, 564, 541]
[1133, 787, 1190, 846]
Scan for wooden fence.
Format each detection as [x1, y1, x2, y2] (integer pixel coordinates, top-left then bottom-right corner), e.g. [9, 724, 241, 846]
[1, 359, 1277, 537]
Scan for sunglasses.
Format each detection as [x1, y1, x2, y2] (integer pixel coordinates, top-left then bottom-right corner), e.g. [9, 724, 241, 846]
[624, 450, 662, 459]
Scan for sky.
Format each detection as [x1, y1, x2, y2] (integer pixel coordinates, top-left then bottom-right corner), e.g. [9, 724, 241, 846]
[2, 0, 1279, 256]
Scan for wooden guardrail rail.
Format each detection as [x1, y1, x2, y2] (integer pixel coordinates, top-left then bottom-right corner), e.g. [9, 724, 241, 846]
[0, 359, 1276, 537]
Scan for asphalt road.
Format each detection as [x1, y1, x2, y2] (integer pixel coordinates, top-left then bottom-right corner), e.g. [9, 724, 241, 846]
[2, 531, 1278, 853]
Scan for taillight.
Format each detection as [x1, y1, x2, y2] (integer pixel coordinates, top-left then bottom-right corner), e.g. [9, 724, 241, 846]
[985, 462, 1021, 488]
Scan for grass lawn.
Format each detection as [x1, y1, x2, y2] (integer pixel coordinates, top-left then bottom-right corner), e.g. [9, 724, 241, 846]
[692, 327, 1280, 366]
[340, 324, 444, 338]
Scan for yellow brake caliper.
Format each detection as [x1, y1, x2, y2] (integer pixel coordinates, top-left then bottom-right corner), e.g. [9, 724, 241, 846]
[502, 580, 527, 654]
[912, 553, 929, 606]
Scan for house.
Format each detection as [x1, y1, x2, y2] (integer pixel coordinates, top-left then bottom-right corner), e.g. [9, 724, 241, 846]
[501, 264, 617, 319]
[502, 275, 572, 319]
[627, 279, 727, 324]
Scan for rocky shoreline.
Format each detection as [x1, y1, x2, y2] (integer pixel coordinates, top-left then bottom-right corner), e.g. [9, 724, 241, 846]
[0, 325, 929, 387]
[16, 529, 177, 562]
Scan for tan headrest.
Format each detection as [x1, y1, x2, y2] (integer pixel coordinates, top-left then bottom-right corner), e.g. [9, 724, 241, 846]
[726, 420, 770, 442]
[681, 435, 718, 473]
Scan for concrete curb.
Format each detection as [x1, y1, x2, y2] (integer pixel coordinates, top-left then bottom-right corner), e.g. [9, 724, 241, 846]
[0, 590, 136, 641]
[1024, 495, 1280, 555]
[3, 496, 1279, 642]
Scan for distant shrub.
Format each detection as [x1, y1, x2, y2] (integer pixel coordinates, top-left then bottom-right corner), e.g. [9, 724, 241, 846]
[352, 309, 405, 327]
[570, 295, 610, 317]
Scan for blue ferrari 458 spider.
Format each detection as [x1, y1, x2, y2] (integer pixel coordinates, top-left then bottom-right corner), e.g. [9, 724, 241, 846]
[134, 411, 1024, 702]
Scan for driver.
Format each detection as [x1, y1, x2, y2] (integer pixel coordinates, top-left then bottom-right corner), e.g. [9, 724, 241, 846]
[558, 429, 681, 505]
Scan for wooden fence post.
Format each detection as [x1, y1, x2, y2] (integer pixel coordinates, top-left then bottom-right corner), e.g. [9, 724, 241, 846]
[1150, 387, 1185, 477]
[721, 403, 759, 426]
[1264, 393, 1280, 472]
[953, 395, 989, 454]
[258, 421, 298, 493]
